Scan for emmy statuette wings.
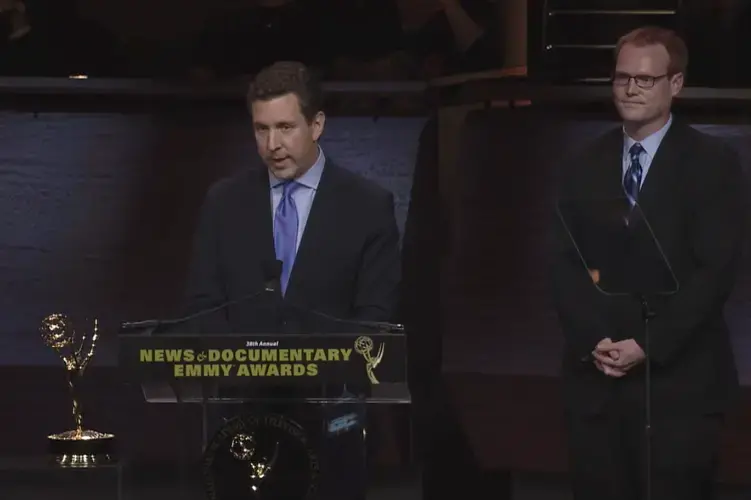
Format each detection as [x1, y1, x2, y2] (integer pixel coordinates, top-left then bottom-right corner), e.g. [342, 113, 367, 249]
[40, 313, 115, 467]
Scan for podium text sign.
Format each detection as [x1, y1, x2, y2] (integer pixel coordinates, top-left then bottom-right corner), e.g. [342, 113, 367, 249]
[118, 332, 410, 500]
[119, 333, 406, 386]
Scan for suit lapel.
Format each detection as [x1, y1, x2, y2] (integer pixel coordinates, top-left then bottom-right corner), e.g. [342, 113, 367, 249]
[635, 121, 686, 216]
[250, 167, 277, 265]
[597, 122, 685, 226]
[285, 163, 339, 297]
[586, 128, 628, 212]
[600, 129, 627, 200]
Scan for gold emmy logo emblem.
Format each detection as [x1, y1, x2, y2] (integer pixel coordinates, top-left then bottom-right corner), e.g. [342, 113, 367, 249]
[354, 335, 385, 384]
[203, 413, 319, 500]
[230, 433, 279, 497]
[40, 313, 115, 466]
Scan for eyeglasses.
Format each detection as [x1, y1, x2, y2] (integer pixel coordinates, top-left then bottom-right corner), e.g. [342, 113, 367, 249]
[612, 73, 669, 89]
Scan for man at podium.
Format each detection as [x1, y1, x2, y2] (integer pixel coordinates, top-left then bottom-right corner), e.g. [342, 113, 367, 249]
[183, 60, 401, 333]
[181, 61, 401, 500]
[551, 27, 746, 500]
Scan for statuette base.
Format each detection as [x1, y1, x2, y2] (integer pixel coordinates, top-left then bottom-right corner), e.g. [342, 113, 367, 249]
[48, 429, 116, 468]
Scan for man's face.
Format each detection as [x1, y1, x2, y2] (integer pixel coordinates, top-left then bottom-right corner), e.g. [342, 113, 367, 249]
[612, 43, 683, 128]
[252, 92, 324, 180]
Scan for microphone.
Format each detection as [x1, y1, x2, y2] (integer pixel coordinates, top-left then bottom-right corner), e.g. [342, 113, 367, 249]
[119, 260, 282, 333]
[283, 301, 404, 333]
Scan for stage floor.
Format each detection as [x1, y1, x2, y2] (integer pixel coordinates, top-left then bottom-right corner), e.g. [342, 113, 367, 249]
[2, 464, 421, 500]
[4, 469, 751, 500]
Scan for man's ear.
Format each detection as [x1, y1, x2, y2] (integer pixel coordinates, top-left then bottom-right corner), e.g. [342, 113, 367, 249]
[311, 111, 325, 142]
[670, 72, 684, 97]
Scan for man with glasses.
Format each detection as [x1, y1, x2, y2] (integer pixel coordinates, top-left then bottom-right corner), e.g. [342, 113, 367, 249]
[551, 26, 746, 500]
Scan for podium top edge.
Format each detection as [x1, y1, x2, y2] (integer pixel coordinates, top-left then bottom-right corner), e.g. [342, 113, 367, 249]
[117, 332, 406, 338]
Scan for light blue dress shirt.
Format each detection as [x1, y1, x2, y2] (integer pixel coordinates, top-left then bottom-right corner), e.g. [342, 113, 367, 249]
[269, 147, 325, 251]
[622, 114, 673, 188]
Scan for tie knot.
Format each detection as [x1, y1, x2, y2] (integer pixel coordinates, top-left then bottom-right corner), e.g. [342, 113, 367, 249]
[629, 143, 644, 160]
[280, 180, 301, 198]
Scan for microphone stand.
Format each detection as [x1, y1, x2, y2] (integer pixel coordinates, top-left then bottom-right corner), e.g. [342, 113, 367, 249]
[282, 301, 405, 333]
[121, 259, 283, 334]
[638, 293, 656, 500]
[120, 285, 276, 334]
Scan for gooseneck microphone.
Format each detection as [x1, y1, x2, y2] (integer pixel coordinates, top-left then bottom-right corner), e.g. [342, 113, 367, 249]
[285, 303, 404, 333]
[295, 306, 404, 333]
[119, 260, 282, 333]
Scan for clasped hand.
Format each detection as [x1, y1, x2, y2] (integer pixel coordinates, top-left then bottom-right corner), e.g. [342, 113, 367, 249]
[591, 338, 645, 378]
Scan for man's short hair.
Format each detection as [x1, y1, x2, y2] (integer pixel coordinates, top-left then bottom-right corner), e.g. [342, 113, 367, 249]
[615, 26, 688, 76]
[247, 61, 323, 122]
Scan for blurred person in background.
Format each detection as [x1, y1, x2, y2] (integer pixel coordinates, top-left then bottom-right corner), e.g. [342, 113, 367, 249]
[189, 0, 327, 81]
[187, 0, 502, 83]
[681, 0, 751, 86]
[0, 0, 59, 75]
[403, 0, 502, 77]
[327, 0, 503, 81]
[0, 0, 119, 77]
[323, 0, 407, 78]
[720, 0, 751, 85]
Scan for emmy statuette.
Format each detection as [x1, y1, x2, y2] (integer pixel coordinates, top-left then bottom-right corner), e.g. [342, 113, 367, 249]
[40, 313, 115, 467]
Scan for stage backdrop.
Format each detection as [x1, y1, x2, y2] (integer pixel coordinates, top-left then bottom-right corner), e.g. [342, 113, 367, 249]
[0, 109, 425, 365]
[440, 108, 751, 383]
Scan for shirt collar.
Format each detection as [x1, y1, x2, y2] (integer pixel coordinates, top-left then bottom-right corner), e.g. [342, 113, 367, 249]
[623, 114, 673, 160]
[269, 146, 325, 190]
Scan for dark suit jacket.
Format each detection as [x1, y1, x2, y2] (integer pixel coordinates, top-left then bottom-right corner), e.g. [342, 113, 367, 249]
[183, 160, 401, 334]
[551, 119, 747, 416]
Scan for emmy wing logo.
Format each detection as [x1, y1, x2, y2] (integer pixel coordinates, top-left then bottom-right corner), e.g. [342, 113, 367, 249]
[354, 336, 384, 384]
[203, 414, 320, 500]
[230, 433, 279, 497]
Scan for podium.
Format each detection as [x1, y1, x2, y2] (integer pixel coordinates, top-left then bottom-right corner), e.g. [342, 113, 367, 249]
[118, 332, 409, 499]
[556, 196, 678, 500]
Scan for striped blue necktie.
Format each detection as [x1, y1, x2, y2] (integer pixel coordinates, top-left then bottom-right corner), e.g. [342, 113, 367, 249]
[624, 143, 644, 206]
[274, 181, 301, 295]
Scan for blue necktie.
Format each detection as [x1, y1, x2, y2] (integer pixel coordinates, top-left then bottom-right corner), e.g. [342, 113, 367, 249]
[624, 143, 644, 206]
[274, 181, 301, 295]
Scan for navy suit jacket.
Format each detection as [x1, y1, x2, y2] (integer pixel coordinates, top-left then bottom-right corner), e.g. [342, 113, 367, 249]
[183, 161, 401, 334]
